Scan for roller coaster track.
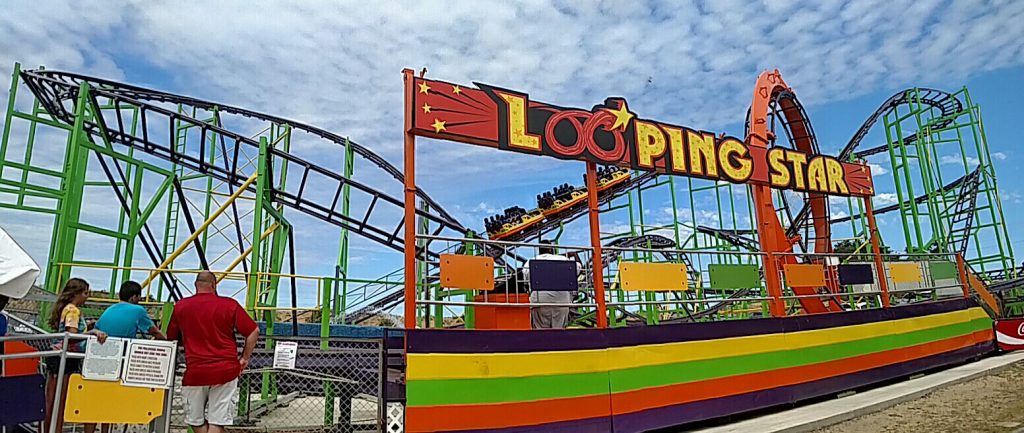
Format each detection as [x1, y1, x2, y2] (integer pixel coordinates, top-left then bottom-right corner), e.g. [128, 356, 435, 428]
[601, 234, 697, 282]
[19, 70, 468, 261]
[491, 171, 660, 244]
[829, 168, 983, 260]
[943, 168, 982, 257]
[830, 171, 972, 223]
[343, 174, 663, 324]
[745, 89, 832, 255]
[747, 72, 843, 314]
[694, 226, 761, 252]
[839, 88, 963, 161]
[601, 234, 765, 324]
[786, 88, 964, 241]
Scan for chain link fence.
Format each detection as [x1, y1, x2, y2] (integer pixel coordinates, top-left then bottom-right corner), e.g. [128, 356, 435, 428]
[166, 335, 386, 433]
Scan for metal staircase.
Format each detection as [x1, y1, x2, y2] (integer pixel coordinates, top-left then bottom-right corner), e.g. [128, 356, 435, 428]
[942, 168, 981, 256]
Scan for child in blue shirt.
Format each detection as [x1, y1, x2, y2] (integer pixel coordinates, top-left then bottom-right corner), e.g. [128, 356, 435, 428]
[95, 281, 165, 340]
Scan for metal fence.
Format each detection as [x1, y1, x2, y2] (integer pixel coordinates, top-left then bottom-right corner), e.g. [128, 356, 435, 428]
[168, 335, 386, 433]
[410, 235, 977, 327]
[0, 313, 388, 433]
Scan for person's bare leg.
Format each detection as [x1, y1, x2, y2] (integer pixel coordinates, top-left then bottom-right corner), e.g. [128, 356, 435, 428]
[43, 374, 56, 433]
[192, 423, 209, 433]
[54, 375, 69, 433]
[207, 424, 225, 433]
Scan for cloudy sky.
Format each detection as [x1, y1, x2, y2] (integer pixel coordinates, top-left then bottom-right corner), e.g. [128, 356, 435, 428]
[1, 0, 1023, 304]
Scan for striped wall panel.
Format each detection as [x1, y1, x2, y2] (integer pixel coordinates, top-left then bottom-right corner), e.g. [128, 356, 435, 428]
[405, 298, 995, 433]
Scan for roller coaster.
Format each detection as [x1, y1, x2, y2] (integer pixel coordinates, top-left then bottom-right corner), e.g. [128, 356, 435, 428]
[484, 165, 631, 241]
[0, 62, 1021, 330]
[3, 62, 1024, 431]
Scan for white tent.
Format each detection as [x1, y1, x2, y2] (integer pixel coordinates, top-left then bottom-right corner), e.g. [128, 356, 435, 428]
[0, 226, 39, 299]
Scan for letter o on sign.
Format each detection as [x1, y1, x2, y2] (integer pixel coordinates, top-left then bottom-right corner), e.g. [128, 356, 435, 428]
[544, 110, 626, 163]
[545, 110, 588, 156]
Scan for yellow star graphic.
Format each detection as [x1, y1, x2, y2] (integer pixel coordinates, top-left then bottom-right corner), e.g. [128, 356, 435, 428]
[422, 103, 432, 113]
[452, 85, 462, 95]
[607, 101, 634, 131]
[432, 118, 446, 133]
[418, 82, 431, 94]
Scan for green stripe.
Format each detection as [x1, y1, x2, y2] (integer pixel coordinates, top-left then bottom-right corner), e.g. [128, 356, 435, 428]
[609, 317, 987, 392]
[406, 317, 989, 406]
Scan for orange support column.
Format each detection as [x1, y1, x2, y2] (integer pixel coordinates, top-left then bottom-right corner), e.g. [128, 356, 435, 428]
[402, 68, 418, 329]
[955, 253, 970, 298]
[585, 161, 608, 328]
[746, 71, 792, 317]
[863, 197, 891, 308]
[752, 188, 786, 317]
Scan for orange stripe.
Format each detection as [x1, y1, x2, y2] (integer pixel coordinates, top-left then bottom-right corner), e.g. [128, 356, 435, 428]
[406, 393, 611, 432]
[612, 328, 991, 414]
[405, 330, 991, 432]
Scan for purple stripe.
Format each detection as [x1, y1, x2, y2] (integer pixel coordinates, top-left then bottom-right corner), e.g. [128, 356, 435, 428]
[406, 298, 979, 354]
[612, 340, 994, 433]
[443, 416, 611, 433]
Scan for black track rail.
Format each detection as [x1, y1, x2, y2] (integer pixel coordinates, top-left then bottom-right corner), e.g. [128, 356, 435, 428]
[21, 69, 463, 230]
[494, 171, 660, 244]
[743, 90, 830, 254]
[20, 70, 467, 256]
[839, 88, 963, 161]
[785, 89, 964, 241]
[830, 171, 972, 223]
[694, 226, 760, 252]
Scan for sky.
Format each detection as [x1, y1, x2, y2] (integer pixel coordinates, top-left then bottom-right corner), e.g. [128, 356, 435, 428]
[1, 0, 1023, 307]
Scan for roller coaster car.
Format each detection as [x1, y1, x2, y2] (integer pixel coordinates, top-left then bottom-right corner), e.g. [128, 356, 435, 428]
[594, 166, 631, 190]
[538, 183, 588, 216]
[486, 206, 545, 240]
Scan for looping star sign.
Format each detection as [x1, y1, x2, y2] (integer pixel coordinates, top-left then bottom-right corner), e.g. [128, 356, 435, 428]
[407, 76, 873, 197]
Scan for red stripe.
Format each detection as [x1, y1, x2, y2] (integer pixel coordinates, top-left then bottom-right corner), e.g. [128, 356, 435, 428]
[405, 330, 992, 432]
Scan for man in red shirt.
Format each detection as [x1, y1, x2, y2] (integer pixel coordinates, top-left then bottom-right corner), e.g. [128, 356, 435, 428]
[166, 271, 259, 433]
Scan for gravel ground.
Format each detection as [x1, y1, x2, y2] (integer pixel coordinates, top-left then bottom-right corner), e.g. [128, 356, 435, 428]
[814, 361, 1024, 433]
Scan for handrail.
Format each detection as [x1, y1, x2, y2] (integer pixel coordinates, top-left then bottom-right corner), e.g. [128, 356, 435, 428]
[2, 311, 48, 334]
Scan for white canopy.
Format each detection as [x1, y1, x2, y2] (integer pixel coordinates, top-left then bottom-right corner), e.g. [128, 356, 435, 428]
[0, 226, 40, 299]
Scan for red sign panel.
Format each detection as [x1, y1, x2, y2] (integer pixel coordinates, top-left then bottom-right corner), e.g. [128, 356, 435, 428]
[995, 318, 1024, 351]
[408, 77, 873, 197]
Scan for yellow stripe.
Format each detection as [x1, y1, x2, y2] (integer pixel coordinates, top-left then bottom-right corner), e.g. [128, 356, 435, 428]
[408, 307, 988, 380]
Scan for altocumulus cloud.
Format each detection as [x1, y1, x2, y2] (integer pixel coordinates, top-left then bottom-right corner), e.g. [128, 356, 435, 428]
[2, 0, 1022, 173]
[1, 0, 1023, 278]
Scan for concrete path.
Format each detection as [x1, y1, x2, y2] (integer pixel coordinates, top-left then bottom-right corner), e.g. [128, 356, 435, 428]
[694, 351, 1024, 433]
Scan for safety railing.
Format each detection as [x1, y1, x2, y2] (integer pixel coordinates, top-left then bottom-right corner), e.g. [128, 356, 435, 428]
[771, 251, 968, 312]
[53, 263, 250, 305]
[0, 331, 388, 433]
[604, 246, 768, 324]
[50, 263, 408, 330]
[410, 234, 977, 329]
[0, 332, 177, 433]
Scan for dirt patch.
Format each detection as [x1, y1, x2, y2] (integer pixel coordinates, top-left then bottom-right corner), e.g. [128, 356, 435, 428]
[815, 361, 1024, 433]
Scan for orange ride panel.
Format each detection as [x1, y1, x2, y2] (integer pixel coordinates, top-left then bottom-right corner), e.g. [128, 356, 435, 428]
[440, 254, 495, 290]
[783, 264, 827, 287]
[473, 294, 530, 330]
[783, 263, 836, 314]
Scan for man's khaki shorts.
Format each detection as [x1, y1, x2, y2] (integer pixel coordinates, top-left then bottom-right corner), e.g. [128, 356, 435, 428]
[182, 378, 239, 426]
